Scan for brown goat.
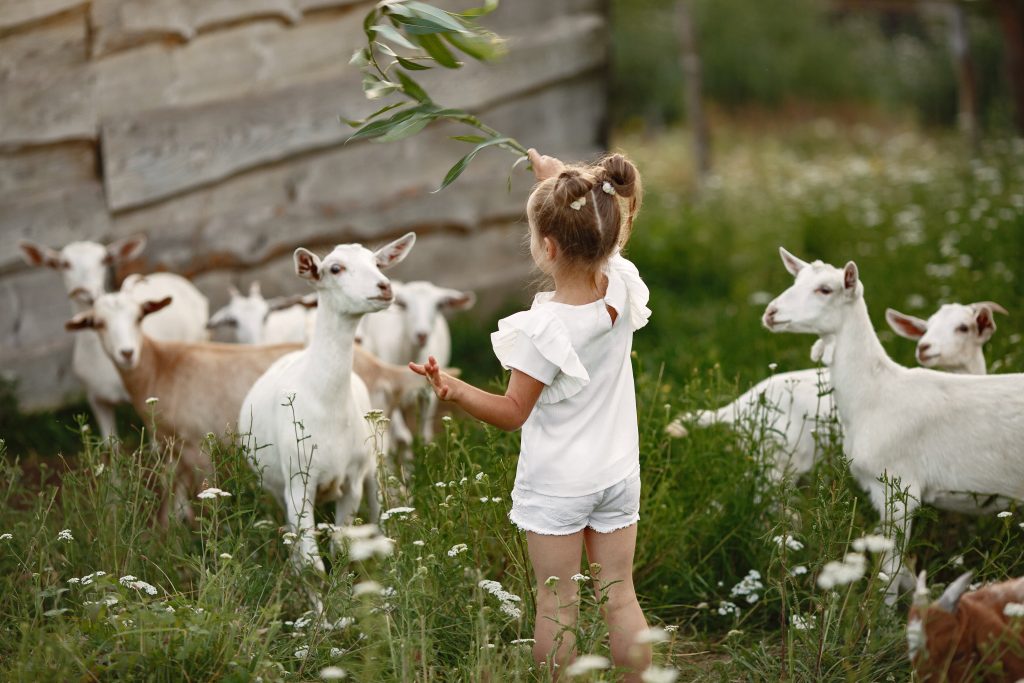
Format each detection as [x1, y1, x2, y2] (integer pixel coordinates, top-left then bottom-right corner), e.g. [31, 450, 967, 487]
[909, 570, 1024, 682]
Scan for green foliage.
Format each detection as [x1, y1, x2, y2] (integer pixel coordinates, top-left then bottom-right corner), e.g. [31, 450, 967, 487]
[345, 0, 527, 190]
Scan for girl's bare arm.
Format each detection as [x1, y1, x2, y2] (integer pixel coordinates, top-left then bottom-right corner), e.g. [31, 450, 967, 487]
[409, 356, 543, 431]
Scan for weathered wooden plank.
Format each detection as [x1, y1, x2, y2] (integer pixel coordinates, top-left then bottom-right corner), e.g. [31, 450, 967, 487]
[0, 182, 111, 272]
[0, 11, 86, 78]
[0, 339, 78, 412]
[0, 67, 96, 147]
[110, 76, 606, 276]
[0, 0, 84, 34]
[101, 13, 606, 209]
[89, 0, 310, 57]
[0, 142, 95, 198]
[94, 15, 367, 119]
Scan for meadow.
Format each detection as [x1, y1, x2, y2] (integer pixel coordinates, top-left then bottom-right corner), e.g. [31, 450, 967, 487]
[2, 118, 1023, 681]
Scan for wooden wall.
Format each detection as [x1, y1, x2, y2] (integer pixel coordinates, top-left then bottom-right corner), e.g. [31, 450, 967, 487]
[0, 0, 609, 411]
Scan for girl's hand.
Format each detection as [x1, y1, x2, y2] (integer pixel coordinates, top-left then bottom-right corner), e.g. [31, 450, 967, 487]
[409, 356, 457, 401]
[527, 148, 565, 182]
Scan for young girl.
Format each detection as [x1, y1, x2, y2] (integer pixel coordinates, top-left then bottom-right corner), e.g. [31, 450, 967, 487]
[410, 148, 652, 679]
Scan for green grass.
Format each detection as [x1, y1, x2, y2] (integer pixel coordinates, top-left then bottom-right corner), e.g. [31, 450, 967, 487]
[2, 119, 1023, 680]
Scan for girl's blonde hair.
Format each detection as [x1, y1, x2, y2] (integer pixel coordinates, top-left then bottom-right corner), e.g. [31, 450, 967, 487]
[527, 153, 643, 272]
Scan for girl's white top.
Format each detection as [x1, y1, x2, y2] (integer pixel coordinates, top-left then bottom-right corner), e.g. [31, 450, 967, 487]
[490, 253, 651, 497]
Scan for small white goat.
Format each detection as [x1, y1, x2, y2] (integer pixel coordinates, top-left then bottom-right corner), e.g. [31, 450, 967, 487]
[357, 280, 475, 442]
[19, 236, 209, 438]
[207, 281, 317, 345]
[65, 292, 298, 524]
[666, 300, 1005, 479]
[238, 233, 415, 612]
[763, 247, 1024, 602]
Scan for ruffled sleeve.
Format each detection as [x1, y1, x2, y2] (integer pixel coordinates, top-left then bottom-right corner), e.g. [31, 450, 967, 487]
[490, 308, 590, 404]
[603, 251, 651, 331]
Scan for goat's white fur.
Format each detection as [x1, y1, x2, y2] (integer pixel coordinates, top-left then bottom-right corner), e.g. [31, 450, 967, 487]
[238, 234, 416, 613]
[356, 280, 475, 444]
[666, 300, 1004, 480]
[19, 236, 209, 439]
[208, 281, 317, 345]
[763, 247, 1024, 603]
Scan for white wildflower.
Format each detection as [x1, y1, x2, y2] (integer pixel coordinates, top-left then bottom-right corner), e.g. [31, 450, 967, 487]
[330, 647, 346, 657]
[817, 553, 867, 589]
[459, 477, 468, 485]
[145, 397, 159, 405]
[635, 627, 669, 644]
[641, 666, 679, 683]
[293, 616, 312, 629]
[379, 507, 415, 522]
[479, 497, 488, 503]
[0, 533, 11, 541]
[57, 529, 74, 542]
[253, 519, 274, 529]
[565, 655, 611, 676]
[773, 535, 804, 552]
[952, 555, 964, 567]
[332, 617, 355, 630]
[320, 667, 347, 680]
[282, 532, 297, 545]
[730, 569, 763, 603]
[337, 524, 379, 540]
[768, 362, 778, 371]
[353, 580, 383, 597]
[852, 534, 894, 553]
[490, 496, 502, 502]
[294, 647, 309, 659]
[500, 602, 523, 619]
[1004, 603, 1024, 618]
[545, 576, 560, 588]
[791, 565, 808, 576]
[664, 625, 679, 633]
[119, 575, 158, 595]
[441, 415, 452, 423]
[412, 540, 425, 547]
[349, 536, 395, 561]
[435, 481, 447, 488]
[791, 614, 816, 630]
[998, 511, 1013, 519]
[717, 601, 740, 617]
[99, 594, 119, 607]
[510, 638, 535, 645]
[447, 543, 468, 557]
[570, 573, 589, 583]
[219, 553, 232, 560]
[475, 472, 485, 481]
[196, 487, 232, 499]
[67, 577, 80, 584]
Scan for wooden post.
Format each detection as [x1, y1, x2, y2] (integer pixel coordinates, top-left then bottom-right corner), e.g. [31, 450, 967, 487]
[995, 0, 1024, 135]
[946, 1, 981, 154]
[675, 0, 712, 185]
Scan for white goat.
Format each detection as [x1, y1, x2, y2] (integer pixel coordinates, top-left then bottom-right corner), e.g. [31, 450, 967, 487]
[19, 236, 208, 438]
[208, 281, 317, 345]
[763, 247, 1024, 603]
[357, 280, 475, 442]
[666, 300, 1005, 479]
[238, 233, 415, 612]
[65, 292, 299, 524]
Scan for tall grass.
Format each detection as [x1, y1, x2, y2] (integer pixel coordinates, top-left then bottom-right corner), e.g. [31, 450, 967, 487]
[2, 121, 1023, 680]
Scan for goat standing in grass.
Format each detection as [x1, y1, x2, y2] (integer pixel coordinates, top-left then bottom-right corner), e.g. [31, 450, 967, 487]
[910, 571, 1024, 681]
[20, 236, 208, 439]
[666, 299, 1007, 481]
[238, 234, 415, 614]
[762, 247, 1024, 603]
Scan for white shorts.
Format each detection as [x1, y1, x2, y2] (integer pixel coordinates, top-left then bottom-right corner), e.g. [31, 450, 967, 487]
[509, 471, 641, 536]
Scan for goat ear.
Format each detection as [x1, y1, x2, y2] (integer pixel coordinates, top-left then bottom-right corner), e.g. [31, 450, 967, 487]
[249, 281, 261, 297]
[294, 248, 322, 281]
[375, 232, 416, 270]
[913, 570, 930, 609]
[19, 240, 62, 269]
[886, 308, 928, 340]
[778, 247, 808, 277]
[65, 311, 97, 331]
[936, 571, 973, 613]
[141, 296, 172, 317]
[440, 290, 476, 312]
[105, 234, 146, 265]
[974, 305, 997, 342]
[842, 261, 859, 293]
[207, 307, 236, 329]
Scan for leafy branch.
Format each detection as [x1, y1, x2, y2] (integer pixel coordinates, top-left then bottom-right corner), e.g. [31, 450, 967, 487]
[344, 0, 528, 190]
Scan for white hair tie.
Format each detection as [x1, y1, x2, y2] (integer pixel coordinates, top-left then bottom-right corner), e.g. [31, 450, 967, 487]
[602, 181, 616, 195]
[569, 195, 587, 211]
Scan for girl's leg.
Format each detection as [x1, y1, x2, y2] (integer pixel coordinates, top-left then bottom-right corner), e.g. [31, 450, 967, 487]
[526, 530, 585, 676]
[583, 524, 650, 682]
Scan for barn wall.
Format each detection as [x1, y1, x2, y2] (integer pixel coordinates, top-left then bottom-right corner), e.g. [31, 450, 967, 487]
[0, 0, 609, 410]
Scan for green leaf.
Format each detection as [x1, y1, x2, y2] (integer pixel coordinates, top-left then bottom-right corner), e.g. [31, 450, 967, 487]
[405, 2, 469, 32]
[443, 30, 505, 62]
[349, 48, 370, 66]
[396, 71, 430, 103]
[347, 104, 436, 142]
[370, 23, 418, 50]
[340, 101, 405, 128]
[376, 114, 433, 142]
[435, 136, 512, 191]
[450, 135, 488, 143]
[396, 56, 431, 71]
[391, 15, 456, 36]
[362, 74, 400, 100]
[459, 0, 499, 18]
[414, 32, 460, 68]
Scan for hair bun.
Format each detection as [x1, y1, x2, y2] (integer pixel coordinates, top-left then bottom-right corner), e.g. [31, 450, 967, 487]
[552, 168, 597, 207]
[598, 154, 638, 198]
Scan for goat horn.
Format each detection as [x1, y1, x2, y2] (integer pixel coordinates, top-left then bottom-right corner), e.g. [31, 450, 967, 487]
[936, 571, 973, 613]
[971, 301, 1008, 316]
[913, 570, 930, 608]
